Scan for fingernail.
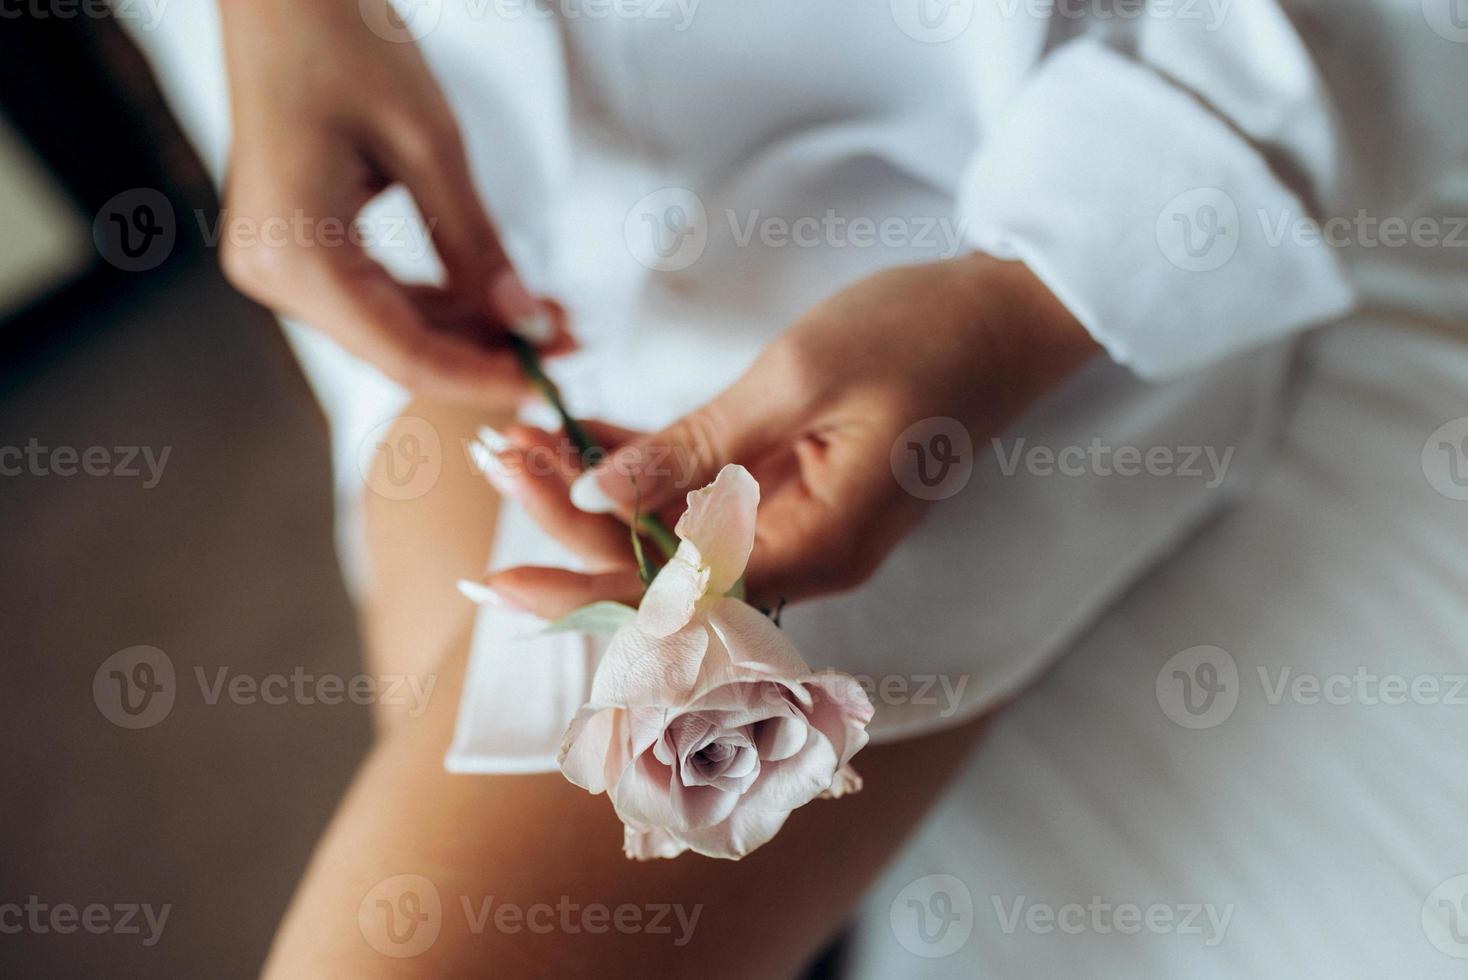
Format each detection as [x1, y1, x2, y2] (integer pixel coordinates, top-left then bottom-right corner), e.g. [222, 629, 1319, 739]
[570, 469, 619, 514]
[467, 436, 520, 497]
[511, 312, 556, 346]
[458, 579, 517, 607]
[477, 426, 512, 454]
[490, 270, 539, 321]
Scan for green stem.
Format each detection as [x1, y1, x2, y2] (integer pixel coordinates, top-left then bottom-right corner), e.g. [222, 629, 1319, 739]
[509, 335, 680, 564]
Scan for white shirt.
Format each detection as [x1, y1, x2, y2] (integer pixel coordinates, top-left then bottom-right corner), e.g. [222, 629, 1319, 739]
[123, 2, 1468, 975]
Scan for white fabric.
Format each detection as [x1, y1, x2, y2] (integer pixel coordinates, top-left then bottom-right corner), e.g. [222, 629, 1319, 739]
[120, 2, 1468, 975]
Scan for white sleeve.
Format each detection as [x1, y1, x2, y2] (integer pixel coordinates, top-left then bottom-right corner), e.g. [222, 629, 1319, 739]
[958, 3, 1468, 380]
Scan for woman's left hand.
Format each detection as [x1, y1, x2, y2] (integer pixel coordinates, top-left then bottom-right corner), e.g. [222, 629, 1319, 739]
[473, 253, 1100, 615]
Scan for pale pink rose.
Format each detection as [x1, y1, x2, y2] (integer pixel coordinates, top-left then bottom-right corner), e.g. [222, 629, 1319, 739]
[558, 465, 874, 860]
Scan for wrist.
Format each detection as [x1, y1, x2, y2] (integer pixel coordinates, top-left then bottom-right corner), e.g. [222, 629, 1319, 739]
[957, 252, 1100, 422]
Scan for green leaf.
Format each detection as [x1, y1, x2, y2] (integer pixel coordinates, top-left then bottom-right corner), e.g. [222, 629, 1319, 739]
[541, 601, 638, 638]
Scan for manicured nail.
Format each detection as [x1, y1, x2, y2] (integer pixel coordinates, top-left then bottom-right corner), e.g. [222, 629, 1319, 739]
[467, 427, 522, 495]
[570, 470, 619, 514]
[511, 312, 556, 346]
[457, 580, 521, 609]
[477, 426, 512, 454]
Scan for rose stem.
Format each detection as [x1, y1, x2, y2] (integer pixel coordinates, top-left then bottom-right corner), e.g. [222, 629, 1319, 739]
[508, 335, 681, 561]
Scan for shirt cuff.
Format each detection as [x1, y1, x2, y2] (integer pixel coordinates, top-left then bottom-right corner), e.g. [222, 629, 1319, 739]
[957, 40, 1355, 381]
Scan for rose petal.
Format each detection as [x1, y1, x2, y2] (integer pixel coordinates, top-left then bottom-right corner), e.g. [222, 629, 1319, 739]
[740, 726, 840, 812]
[674, 464, 760, 597]
[558, 706, 626, 794]
[610, 752, 682, 829]
[707, 598, 811, 677]
[590, 620, 709, 707]
[752, 712, 809, 762]
[670, 780, 741, 830]
[804, 672, 875, 769]
[624, 825, 688, 861]
[636, 544, 710, 637]
[676, 804, 790, 861]
[821, 765, 864, 799]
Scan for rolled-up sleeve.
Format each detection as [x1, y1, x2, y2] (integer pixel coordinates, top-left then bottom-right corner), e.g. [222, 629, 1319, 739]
[958, 2, 1468, 380]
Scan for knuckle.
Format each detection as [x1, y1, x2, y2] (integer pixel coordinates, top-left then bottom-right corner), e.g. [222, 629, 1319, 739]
[397, 119, 462, 172]
[219, 236, 293, 299]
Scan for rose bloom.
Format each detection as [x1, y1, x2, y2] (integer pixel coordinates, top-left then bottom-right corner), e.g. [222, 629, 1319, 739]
[558, 465, 874, 860]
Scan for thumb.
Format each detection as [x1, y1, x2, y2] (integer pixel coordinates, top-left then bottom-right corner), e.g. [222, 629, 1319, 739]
[570, 368, 803, 515]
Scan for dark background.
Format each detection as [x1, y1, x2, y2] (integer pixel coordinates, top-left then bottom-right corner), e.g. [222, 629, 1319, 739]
[0, 12, 370, 977]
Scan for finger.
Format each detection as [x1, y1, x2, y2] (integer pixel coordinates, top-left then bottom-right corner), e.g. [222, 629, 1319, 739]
[569, 352, 810, 516]
[466, 566, 645, 621]
[369, 114, 579, 358]
[220, 154, 532, 406]
[744, 425, 923, 604]
[473, 426, 637, 569]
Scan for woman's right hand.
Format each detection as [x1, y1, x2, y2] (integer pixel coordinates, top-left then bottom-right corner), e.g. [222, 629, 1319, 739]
[218, 0, 565, 406]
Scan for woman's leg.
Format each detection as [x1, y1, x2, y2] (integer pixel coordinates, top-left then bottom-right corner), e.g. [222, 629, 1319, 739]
[263, 624, 993, 978]
[357, 397, 513, 721]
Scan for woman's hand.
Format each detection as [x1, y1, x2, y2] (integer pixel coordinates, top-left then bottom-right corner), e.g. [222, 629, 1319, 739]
[218, 0, 567, 406]
[475, 254, 1099, 612]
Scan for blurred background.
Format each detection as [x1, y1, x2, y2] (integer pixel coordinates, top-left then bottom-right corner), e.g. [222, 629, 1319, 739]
[0, 11, 372, 977]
